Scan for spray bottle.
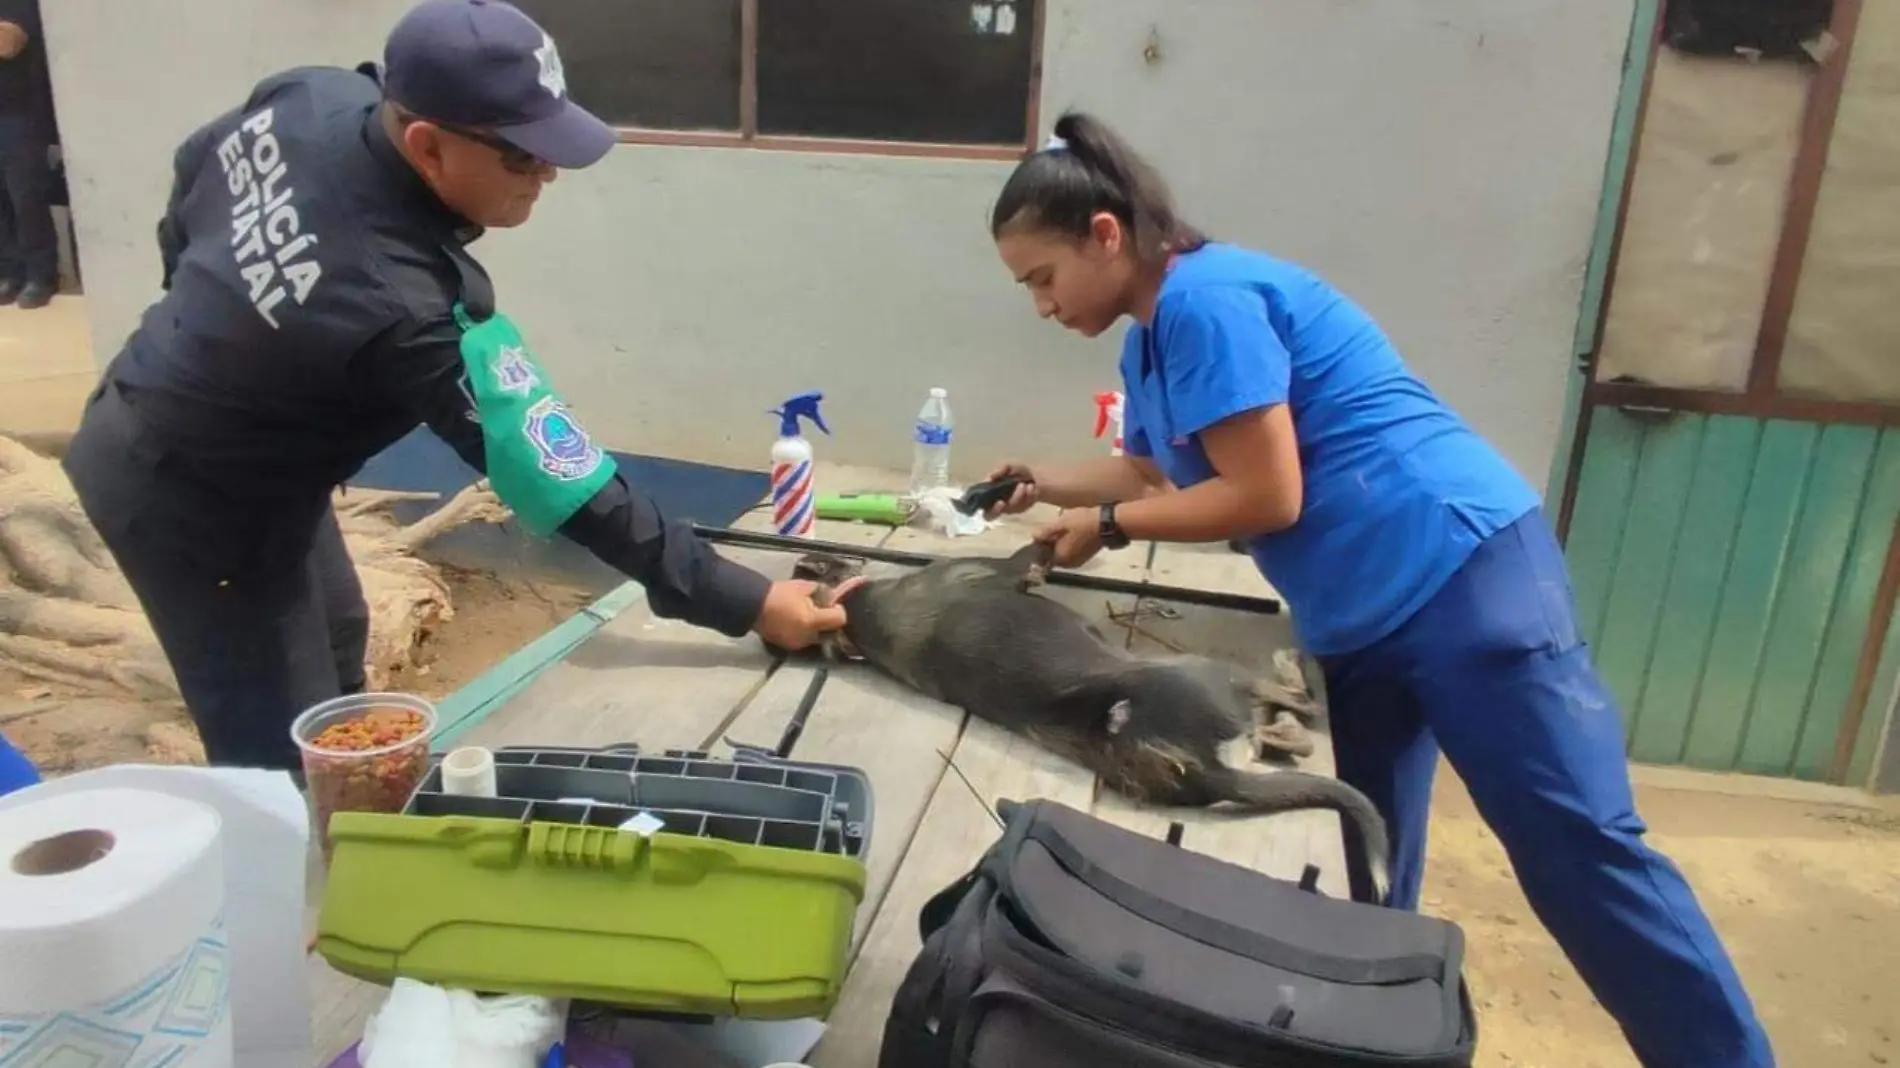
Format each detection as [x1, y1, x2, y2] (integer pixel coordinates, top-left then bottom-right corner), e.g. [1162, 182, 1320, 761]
[1093, 390, 1125, 456]
[768, 391, 830, 538]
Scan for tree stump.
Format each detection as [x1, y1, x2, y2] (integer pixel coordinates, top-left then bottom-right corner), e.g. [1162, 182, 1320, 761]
[0, 431, 513, 768]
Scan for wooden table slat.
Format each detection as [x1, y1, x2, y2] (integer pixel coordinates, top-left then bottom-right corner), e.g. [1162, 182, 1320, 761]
[805, 718, 1099, 1068]
[307, 480, 1346, 1066]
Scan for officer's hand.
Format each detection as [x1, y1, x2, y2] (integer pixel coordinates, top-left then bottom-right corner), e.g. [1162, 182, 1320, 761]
[983, 462, 1041, 519]
[751, 577, 867, 651]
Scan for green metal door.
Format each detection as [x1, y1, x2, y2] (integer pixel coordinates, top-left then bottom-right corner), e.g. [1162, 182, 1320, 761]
[1557, 0, 1900, 785]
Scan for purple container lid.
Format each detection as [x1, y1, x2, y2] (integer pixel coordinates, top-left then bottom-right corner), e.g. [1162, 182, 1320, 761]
[326, 1033, 631, 1068]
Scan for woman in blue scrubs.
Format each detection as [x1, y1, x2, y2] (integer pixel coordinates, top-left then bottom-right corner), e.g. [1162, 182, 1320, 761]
[983, 111, 1774, 1068]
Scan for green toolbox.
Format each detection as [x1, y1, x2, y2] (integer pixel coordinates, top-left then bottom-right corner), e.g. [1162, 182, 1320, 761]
[315, 744, 874, 1019]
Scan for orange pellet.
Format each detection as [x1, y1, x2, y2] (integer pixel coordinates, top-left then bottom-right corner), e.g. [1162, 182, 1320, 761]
[304, 707, 431, 862]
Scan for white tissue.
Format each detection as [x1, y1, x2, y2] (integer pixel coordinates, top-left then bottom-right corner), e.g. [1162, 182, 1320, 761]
[359, 978, 565, 1068]
[912, 486, 989, 538]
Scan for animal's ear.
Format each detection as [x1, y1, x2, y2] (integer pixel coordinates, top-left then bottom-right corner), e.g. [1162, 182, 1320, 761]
[1106, 698, 1133, 735]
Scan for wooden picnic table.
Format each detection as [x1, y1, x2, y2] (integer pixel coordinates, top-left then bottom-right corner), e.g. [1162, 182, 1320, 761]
[305, 465, 1346, 1067]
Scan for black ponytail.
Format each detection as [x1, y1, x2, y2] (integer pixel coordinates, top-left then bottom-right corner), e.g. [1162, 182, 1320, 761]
[989, 111, 1206, 262]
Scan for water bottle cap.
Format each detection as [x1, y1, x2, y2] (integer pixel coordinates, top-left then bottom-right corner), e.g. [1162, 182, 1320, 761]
[929, 387, 947, 399]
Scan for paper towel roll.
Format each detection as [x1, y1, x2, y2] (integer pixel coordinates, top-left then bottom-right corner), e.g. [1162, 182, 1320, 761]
[0, 786, 233, 1067]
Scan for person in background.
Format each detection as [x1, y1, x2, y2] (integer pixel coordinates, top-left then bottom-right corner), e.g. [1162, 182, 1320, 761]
[0, 0, 58, 309]
[60, 0, 855, 774]
[980, 110, 1775, 1068]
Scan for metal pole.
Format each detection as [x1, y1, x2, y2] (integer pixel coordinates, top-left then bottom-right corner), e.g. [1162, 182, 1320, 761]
[690, 523, 1283, 616]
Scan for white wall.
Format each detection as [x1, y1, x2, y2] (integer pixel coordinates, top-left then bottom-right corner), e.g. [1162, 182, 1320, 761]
[45, 0, 1633, 492]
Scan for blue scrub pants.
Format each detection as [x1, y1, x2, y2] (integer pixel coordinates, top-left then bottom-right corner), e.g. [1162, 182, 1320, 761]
[1318, 509, 1774, 1068]
[0, 731, 39, 798]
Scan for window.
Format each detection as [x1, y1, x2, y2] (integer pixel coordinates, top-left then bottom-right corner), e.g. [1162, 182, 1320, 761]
[1777, 0, 1900, 405]
[514, 0, 1043, 157]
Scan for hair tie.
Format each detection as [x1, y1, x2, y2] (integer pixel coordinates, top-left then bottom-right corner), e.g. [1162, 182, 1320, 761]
[1043, 133, 1069, 153]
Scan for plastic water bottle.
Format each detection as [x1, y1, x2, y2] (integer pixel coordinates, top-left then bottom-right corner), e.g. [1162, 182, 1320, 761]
[909, 387, 954, 497]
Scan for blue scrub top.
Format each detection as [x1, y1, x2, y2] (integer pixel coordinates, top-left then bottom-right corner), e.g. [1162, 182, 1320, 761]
[1118, 242, 1540, 656]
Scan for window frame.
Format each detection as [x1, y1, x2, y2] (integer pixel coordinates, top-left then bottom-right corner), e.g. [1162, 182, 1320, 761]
[1578, 0, 1899, 430]
[606, 0, 1047, 161]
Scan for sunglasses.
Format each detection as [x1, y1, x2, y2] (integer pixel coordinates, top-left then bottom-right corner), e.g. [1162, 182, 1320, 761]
[395, 108, 546, 175]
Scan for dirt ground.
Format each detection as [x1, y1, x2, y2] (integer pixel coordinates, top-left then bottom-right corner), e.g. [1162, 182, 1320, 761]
[3, 565, 1894, 1065]
[1425, 768, 1900, 1067]
[1, 561, 594, 774]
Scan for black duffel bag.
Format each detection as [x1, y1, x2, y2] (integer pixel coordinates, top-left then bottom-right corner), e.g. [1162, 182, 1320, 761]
[878, 797, 1476, 1068]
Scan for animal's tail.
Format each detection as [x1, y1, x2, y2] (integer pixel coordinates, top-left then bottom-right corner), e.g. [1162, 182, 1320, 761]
[1204, 766, 1393, 905]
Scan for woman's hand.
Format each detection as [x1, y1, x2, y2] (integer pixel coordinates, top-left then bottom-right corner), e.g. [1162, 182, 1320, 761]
[982, 462, 1041, 519]
[750, 576, 867, 650]
[1032, 507, 1105, 569]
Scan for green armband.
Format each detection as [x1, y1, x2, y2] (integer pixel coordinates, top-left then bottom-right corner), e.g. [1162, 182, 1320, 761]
[453, 302, 617, 538]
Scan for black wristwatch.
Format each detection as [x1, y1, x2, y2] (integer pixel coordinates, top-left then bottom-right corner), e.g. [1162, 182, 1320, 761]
[1098, 503, 1131, 550]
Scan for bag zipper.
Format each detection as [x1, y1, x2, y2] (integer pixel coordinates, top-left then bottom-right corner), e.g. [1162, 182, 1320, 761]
[988, 901, 1472, 1067]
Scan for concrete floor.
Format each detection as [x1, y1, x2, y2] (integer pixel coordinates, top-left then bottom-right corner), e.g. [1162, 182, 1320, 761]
[0, 292, 97, 437]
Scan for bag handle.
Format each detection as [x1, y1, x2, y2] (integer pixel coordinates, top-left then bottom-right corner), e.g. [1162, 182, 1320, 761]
[1023, 822, 1445, 987]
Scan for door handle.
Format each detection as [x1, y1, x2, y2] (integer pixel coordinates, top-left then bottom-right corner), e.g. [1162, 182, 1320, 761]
[1614, 403, 1678, 422]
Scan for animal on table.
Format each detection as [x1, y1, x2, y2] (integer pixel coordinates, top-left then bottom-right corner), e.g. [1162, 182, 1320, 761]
[789, 542, 1391, 897]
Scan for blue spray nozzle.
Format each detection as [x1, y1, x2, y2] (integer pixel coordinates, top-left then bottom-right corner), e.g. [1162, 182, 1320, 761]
[770, 390, 831, 437]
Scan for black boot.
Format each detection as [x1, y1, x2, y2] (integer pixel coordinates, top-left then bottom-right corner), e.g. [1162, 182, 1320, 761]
[16, 280, 53, 309]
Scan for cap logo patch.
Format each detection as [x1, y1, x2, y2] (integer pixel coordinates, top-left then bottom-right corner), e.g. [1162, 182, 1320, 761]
[534, 33, 567, 98]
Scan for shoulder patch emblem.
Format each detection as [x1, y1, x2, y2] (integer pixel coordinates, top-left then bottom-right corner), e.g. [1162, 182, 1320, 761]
[522, 396, 604, 481]
[492, 344, 540, 397]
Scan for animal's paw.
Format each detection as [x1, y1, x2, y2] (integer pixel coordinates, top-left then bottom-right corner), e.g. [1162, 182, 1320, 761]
[1249, 674, 1322, 723]
[1017, 560, 1049, 592]
[1253, 709, 1315, 761]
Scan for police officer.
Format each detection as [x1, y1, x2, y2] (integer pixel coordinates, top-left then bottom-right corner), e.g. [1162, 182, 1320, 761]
[61, 0, 856, 771]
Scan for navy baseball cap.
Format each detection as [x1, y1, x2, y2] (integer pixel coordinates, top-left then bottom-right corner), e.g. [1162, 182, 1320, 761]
[383, 0, 615, 169]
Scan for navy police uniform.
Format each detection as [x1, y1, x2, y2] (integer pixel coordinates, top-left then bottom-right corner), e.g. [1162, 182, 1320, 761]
[0, 0, 60, 305]
[62, 10, 771, 771]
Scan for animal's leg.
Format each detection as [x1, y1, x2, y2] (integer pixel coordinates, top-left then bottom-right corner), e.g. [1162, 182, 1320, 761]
[1098, 736, 1206, 806]
[1001, 540, 1055, 591]
[1239, 670, 1317, 764]
[791, 552, 865, 586]
[1272, 647, 1309, 694]
[1253, 708, 1315, 761]
[765, 554, 866, 661]
[1248, 668, 1322, 723]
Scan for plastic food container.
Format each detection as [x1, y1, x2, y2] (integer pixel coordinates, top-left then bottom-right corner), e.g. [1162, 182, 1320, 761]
[292, 692, 436, 861]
